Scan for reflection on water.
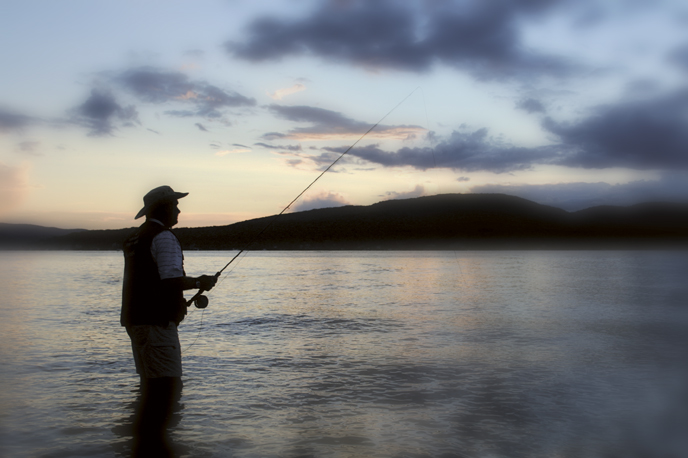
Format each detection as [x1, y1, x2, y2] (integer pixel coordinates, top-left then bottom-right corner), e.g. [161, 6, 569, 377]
[0, 250, 687, 457]
[110, 378, 186, 457]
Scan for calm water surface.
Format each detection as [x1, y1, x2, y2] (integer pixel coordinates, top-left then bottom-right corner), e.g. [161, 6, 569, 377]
[0, 250, 687, 457]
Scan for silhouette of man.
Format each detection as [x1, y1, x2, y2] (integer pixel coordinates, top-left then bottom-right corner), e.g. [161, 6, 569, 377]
[121, 185, 217, 455]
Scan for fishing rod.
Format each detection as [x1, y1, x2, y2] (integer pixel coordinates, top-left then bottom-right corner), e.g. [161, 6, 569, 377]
[186, 87, 421, 309]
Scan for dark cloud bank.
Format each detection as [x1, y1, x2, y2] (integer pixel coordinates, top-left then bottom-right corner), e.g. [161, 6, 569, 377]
[0, 108, 34, 133]
[263, 104, 369, 139]
[315, 88, 688, 175]
[227, 0, 577, 80]
[545, 90, 688, 170]
[276, 88, 688, 209]
[230, 0, 686, 177]
[65, 67, 258, 136]
[69, 88, 140, 136]
[330, 129, 558, 173]
[117, 67, 256, 118]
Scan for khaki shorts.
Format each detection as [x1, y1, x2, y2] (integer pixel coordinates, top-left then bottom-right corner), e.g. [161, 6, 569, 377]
[126, 321, 182, 378]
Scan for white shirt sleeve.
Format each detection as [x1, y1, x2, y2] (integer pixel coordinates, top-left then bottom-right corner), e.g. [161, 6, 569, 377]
[150, 231, 185, 279]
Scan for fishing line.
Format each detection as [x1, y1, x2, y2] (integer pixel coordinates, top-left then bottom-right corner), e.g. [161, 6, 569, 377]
[184, 87, 422, 348]
[419, 86, 436, 168]
[187, 87, 421, 305]
[235, 89, 419, 271]
[418, 88, 466, 289]
[184, 308, 205, 352]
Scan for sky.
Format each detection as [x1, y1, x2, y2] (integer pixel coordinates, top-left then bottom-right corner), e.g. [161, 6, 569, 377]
[1, 0, 687, 229]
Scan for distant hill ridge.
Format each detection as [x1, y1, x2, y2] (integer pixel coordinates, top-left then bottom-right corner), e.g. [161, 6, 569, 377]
[3, 194, 688, 250]
[0, 223, 85, 249]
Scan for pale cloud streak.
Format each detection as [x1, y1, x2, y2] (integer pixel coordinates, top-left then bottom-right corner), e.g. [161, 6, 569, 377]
[264, 104, 425, 141]
[268, 83, 306, 100]
[254, 142, 302, 151]
[290, 191, 351, 212]
[382, 184, 426, 200]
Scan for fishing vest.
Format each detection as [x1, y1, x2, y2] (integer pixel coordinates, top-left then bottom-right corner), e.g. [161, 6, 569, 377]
[121, 221, 186, 326]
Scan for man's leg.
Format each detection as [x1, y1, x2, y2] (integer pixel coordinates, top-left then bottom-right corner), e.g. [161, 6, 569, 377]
[128, 324, 183, 456]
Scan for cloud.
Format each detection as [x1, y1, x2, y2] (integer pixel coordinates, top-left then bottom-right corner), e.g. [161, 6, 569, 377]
[544, 89, 688, 170]
[227, 0, 577, 80]
[117, 67, 256, 118]
[254, 142, 302, 151]
[0, 162, 30, 214]
[516, 98, 546, 114]
[69, 88, 139, 136]
[265, 104, 425, 140]
[325, 88, 688, 173]
[290, 191, 351, 212]
[470, 173, 688, 211]
[268, 83, 306, 100]
[164, 110, 195, 117]
[209, 142, 249, 151]
[195, 122, 209, 132]
[667, 43, 688, 72]
[382, 184, 426, 200]
[274, 148, 349, 172]
[0, 108, 34, 133]
[16, 141, 41, 156]
[339, 128, 558, 172]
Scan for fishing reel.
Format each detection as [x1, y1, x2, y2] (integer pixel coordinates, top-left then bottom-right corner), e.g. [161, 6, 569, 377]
[193, 295, 209, 309]
[187, 290, 210, 309]
[187, 272, 220, 309]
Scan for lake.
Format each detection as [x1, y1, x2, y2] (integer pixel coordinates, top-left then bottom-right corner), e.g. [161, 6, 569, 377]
[1, 250, 687, 457]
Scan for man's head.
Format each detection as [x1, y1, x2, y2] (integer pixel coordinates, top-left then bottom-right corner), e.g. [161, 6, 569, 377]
[135, 185, 188, 227]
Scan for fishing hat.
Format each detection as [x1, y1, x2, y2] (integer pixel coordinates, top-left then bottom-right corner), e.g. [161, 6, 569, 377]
[135, 185, 188, 219]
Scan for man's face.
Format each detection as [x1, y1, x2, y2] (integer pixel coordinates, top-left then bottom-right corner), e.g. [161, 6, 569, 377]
[158, 200, 180, 227]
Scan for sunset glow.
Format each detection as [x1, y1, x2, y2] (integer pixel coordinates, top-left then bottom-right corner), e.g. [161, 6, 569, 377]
[1, 0, 686, 229]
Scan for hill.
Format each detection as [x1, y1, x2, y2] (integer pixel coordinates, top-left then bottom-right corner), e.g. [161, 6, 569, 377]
[16, 193, 687, 251]
[0, 223, 86, 249]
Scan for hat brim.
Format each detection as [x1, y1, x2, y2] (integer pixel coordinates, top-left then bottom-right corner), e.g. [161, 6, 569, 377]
[135, 191, 188, 219]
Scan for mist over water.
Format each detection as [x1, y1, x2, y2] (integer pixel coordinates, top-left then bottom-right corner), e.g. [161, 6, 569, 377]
[1, 251, 687, 457]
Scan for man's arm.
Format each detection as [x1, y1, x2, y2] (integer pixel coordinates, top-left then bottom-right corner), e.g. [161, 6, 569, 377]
[160, 274, 217, 293]
[152, 231, 218, 291]
[180, 275, 218, 291]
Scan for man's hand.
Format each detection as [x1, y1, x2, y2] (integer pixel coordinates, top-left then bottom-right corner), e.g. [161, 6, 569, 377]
[181, 274, 219, 291]
[196, 274, 218, 291]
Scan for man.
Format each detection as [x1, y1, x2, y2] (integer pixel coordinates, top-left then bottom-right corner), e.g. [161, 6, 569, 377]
[121, 185, 217, 454]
